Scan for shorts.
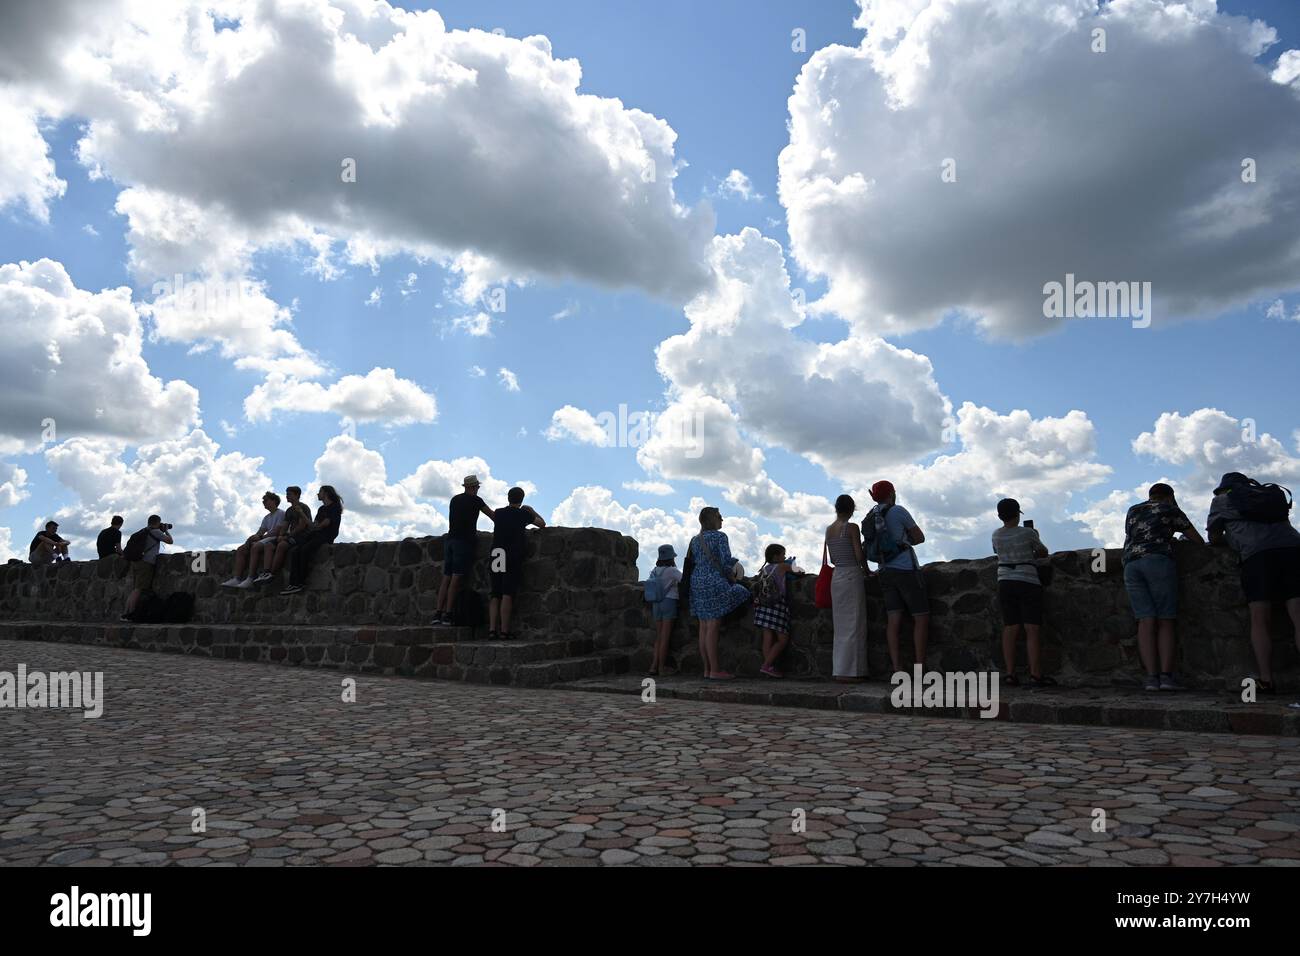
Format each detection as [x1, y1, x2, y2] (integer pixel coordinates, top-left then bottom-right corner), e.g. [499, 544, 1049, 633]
[998, 579, 1043, 627]
[253, 536, 279, 550]
[652, 598, 679, 622]
[443, 536, 475, 576]
[491, 568, 523, 598]
[1240, 547, 1300, 604]
[131, 560, 157, 592]
[880, 568, 930, 615]
[1123, 553, 1178, 620]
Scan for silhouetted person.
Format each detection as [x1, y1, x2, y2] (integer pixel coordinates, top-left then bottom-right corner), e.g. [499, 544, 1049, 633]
[259, 485, 312, 585]
[96, 516, 124, 558]
[280, 486, 343, 595]
[487, 486, 545, 639]
[29, 521, 70, 564]
[864, 480, 928, 672]
[222, 492, 285, 588]
[122, 515, 173, 620]
[434, 475, 493, 626]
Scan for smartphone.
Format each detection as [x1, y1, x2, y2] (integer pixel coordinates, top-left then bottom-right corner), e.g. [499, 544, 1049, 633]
[1024, 519, 1034, 529]
[786, 556, 796, 565]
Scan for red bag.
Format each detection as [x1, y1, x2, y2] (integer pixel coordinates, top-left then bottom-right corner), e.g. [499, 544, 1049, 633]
[814, 541, 833, 609]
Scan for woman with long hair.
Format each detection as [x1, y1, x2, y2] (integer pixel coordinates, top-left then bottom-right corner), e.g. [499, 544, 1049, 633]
[825, 494, 867, 682]
[687, 506, 750, 680]
[281, 484, 345, 595]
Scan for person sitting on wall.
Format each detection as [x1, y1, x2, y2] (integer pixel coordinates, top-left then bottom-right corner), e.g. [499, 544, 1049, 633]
[221, 492, 285, 589]
[487, 486, 546, 640]
[280, 485, 343, 596]
[29, 521, 71, 564]
[96, 516, 124, 559]
[434, 475, 494, 626]
[257, 485, 313, 585]
[121, 515, 173, 621]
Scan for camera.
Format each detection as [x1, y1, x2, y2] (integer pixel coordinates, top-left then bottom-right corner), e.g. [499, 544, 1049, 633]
[161, 523, 173, 531]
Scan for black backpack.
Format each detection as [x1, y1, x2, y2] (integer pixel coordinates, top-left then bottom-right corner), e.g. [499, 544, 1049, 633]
[122, 527, 152, 562]
[454, 587, 484, 628]
[162, 592, 196, 624]
[1225, 478, 1292, 523]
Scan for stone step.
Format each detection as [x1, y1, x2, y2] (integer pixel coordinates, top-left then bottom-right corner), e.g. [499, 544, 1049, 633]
[0, 621, 627, 689]
[514, 650, 633, 689]
[561, 674, 1300, 736]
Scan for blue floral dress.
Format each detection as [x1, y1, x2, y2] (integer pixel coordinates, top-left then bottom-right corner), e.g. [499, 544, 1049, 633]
[689, 531, 751, 621]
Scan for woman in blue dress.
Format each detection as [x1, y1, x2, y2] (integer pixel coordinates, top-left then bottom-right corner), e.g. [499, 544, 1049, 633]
[688, 506, 751, 680]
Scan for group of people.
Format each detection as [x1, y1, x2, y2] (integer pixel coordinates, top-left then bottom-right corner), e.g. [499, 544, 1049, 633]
[641, 473, 1300, 694]
[218, 485, 344, 597]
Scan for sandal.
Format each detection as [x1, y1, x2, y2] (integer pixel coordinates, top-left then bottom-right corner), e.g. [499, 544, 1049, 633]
[487, 629, 499, 641]
[499, 631, 513, 641]
[1029, 674, 1058, 688]
[1004, 673, 1020, 686]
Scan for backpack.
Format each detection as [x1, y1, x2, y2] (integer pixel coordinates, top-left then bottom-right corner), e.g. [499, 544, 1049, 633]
[862, 503, 906, 565]
[454, 587, 485, 629]
[162, 591, 196, 624]
[644, 568, 666, 603]
[751, 564, 781, 606]
[1225, 477, 1292, 524]
[122, 527, 152, 562]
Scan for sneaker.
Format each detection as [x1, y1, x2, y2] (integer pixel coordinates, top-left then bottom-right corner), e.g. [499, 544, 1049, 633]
[760, 664, 783, 679]
[659, 665, 678, 677]
[220, 577, 242, 588]
[252, 571, 273, 585]
[431, 614, 448, 627]
[235, 578, 255, 589]
[119, 614, 134, 623]
[279, 585, 302, 595]
[1143, 674, 1160, 692]
[1158, 673, 1183, 692]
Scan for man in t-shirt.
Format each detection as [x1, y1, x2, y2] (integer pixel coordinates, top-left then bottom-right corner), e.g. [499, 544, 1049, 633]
[863, 480, 929, 673]
[1207, 471, 1300, 695]
[221, 492, 285, 589]
[122, 515, 174, 620]
[1122, 483, 1204, 691]
[29, 521, 70, 564]
[991, 498, 1053, 687]
[281, 485, 344, 595]
[96, 516, 124, 558]
[434, 475, 494, 626]
[255, 485, 313, 585]
[486, 486, 546, 639]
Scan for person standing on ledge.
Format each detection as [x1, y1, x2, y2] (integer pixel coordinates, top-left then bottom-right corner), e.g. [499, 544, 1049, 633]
[863, 480, 929, 674]
[991, 498, 1053, 687]
[487, 486, 546, 640]
[96, 516, 124, 558]
[434, 475, 494, 626]
[1207, 471, 1300, 697]
[1122, 482, 1203, 692]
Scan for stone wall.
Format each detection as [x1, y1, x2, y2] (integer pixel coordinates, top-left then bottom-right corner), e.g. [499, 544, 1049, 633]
[1, 530, 1296, 689]
[0, 529, 645, 652]
[626, 543, 1298, 691]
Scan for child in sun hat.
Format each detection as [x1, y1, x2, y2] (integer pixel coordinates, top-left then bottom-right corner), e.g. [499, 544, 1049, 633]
[645, 544, 683, 676]
[753, 542, 795, 677]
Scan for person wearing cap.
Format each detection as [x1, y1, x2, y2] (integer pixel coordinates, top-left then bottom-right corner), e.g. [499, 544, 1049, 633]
[646, 544, 683, 676]
[28, 520, 70, 564]
[1207, 472, 1300, 695]
[991, 498, 1053, 687]
[434, 475, 495, 626]
[863, 480, 929, 673]
[487, 486, 546, 640]
[1122, 483, 1203, 691]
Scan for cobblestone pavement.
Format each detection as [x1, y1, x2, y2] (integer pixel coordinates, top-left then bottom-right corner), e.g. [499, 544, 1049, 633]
[2, 641, 1299, 867]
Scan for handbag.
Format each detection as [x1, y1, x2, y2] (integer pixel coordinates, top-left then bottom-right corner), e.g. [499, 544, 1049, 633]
[814, 540, 833, 609]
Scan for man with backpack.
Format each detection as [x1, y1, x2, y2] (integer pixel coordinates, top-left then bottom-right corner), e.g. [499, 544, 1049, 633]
[863, 480, 929, 674]
[120, 515, 173, 621]
[1207, 472, 1300, 695]
[433, 475, 494, 627]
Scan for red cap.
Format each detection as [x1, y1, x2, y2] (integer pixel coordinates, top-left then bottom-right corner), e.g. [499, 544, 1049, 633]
[869, 480, 895, 502]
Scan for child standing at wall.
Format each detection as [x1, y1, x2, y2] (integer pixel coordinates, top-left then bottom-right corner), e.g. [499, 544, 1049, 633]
[645, 544, 682, 676]
[754, 543, 794, 677]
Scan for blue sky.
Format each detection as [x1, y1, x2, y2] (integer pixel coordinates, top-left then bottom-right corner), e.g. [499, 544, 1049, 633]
[1, 0, 1298, 572]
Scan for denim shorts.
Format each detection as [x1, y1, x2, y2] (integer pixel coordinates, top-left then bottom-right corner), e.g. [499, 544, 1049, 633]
[652, 598, 679, 621]
[1124, 553, 1178, 620]
[443, 536, 475, 576]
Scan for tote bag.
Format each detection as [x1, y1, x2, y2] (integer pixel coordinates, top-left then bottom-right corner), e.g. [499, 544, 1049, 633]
[814, 540, 833, 609]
